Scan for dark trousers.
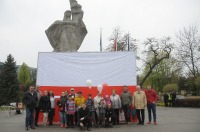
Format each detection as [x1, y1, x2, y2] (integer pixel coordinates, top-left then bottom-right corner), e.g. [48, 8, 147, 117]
[34, 107, 40, 125]
[80, 118, 91, 129]
[48, 108, 55, 124]
[168, 100, 172, 107]
[172, 100, 176, 107]
[75, 111, 78, 125]
[114, 109, 119, 124]
[147, 104, 156, 122]
[164, 100, 168, 107]
[105, 116, 116, 126]
[136, 109, 145, 124]
[26, 108, 35, 127]
[122, 105, 130, 122]
[68, 114, 74, 127]
[90, 111, 97, 126]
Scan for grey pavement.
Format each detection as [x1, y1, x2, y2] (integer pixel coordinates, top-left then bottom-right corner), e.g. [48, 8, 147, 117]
[0, 107, 200, 132]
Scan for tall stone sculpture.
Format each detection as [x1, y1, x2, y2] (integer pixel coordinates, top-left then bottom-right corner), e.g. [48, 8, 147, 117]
[45, 0, 88, 52]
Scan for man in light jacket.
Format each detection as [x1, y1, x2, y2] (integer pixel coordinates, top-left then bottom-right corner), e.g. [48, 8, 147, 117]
[132, 85, 147, 125]
[110, 89, 121, 125]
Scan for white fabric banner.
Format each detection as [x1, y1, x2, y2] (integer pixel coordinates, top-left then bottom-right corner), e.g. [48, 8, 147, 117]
[37, 52, 136, 86]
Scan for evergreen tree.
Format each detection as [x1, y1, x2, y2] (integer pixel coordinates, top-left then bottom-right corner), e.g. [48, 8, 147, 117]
[0, 54, 19, 105]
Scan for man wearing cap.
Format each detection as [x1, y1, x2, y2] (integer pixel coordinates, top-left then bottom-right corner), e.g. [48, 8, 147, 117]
[70, 88, 76, 100]
[74, 91, 85, 125]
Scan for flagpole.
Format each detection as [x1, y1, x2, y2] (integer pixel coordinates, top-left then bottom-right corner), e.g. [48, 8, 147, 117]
[100, 28, 102, 52]
[128, 32, 130, 51]
[115, 29, 118, 51]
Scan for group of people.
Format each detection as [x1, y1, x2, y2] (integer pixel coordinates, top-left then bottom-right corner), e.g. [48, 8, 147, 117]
[163, 92, 176, 107]
[22, 85, 158, 131]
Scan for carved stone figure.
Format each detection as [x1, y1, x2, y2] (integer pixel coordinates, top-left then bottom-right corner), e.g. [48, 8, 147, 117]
[45, 0, 87, 52]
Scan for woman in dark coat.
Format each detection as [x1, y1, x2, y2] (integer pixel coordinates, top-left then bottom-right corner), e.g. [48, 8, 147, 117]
[40, 90, 51, 127]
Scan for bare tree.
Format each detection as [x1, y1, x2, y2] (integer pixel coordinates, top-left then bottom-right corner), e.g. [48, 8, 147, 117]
[106, 27, 137, 51]
[139, 37, 173, 87]
[176, 26, 200, 77]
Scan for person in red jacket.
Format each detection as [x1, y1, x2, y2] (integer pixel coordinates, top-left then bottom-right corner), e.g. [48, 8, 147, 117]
[144, 85, 158, 125]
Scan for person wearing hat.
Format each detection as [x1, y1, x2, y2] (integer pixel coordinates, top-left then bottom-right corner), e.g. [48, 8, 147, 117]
[70, 88, 76, 100]
[104, 95, 112, 105]
[105, 103, 116, 127]
[74, 91, 85, 125]
[66, 94, 76, 128]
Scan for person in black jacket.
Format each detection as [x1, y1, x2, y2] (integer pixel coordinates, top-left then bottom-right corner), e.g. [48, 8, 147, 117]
[22, 86, 38, 131]
[39, 90, 51, 127]
[171, 92, 176, 107]
[163, 93, 169, 107]
[78, 103, 91, 131]
[105, 103, 116, 127]
[57, 92, 68, 128]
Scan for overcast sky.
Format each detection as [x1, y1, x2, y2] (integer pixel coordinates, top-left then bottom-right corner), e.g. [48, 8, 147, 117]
[0, 0, 200, 68]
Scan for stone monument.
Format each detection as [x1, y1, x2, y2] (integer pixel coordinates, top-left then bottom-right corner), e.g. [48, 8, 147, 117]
[45, 0, 88, 52]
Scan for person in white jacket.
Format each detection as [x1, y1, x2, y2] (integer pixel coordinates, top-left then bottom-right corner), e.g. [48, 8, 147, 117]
[110, 89, 121, 125]
[94, 92, 104, 124]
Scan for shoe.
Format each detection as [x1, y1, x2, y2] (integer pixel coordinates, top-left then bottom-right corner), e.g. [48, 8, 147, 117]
[60, 124, 64, 128]
[26, 127, 29, 131]
[30, 126, 35, 129]
[141, 123, 144, 125]
[87, 128, 91, 131]
[147, 122, 151, 124]
[35, 124, 39, 127]
[137, 123, 141, 125]
[154, 122, 157, 125]
[65, 124, 68, 128]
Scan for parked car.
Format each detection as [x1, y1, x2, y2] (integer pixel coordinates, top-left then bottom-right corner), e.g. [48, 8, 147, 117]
[176, 95, 186, 100]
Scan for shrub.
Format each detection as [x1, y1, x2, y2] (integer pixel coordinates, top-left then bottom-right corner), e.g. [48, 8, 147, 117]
[175, 98, 200, 108]
[162, 84, 178, 93]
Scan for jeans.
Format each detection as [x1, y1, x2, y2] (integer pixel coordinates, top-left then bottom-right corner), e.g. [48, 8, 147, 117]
[59, 111, 67, 124]
[25, 108, 35, 127]
[147, 103, 156, 122]
[122, 105, 130, 122]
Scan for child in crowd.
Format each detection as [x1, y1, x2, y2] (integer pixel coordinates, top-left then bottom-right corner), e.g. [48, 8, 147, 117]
[104, 95, 112, 105]
[86, 94, 98, 127]
[98, 99, 106, 127]
[66, 94, 76, 128]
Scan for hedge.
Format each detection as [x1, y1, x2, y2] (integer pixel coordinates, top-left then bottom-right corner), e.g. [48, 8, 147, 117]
[175, 98, 200, 108]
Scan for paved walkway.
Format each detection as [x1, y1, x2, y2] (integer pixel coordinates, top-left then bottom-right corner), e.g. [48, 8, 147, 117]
[0, 107, 200, 132]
